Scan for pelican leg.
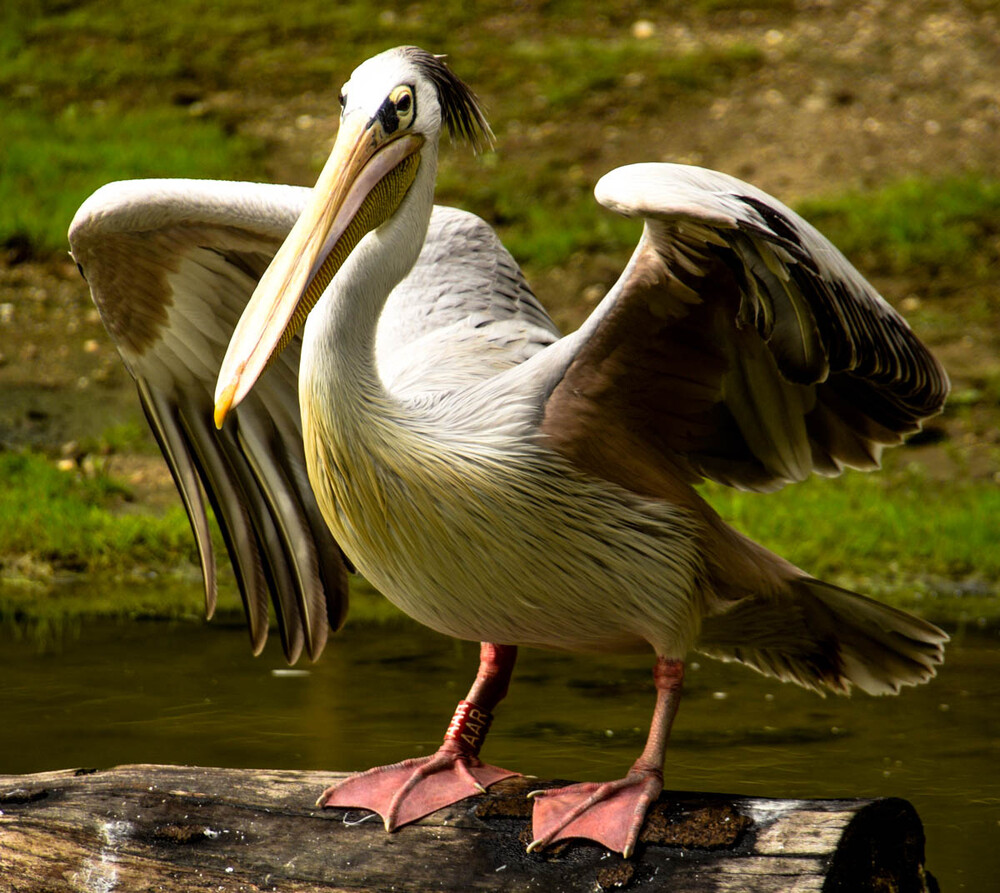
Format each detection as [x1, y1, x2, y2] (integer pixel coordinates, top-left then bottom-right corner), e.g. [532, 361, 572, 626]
[317, 643, 520, 829]
[528, 656, 684, 858]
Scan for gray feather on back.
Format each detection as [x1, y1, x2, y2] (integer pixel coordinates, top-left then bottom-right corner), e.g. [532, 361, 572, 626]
[378, 207, 560, 398]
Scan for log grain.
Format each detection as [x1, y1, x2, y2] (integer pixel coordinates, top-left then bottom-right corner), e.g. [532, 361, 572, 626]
[0, 765, 936, 892]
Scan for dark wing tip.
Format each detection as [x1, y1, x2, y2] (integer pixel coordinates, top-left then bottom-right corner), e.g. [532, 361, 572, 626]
[401, 46, 494, 152]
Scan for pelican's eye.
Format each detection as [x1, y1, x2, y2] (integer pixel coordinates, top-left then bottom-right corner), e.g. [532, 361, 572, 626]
[338, 89, 346, 111]
[369, 85, 416, 136]
[390, 85, 416, 128]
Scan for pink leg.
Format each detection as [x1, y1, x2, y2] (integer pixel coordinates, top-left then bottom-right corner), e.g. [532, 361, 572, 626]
[317, 643, 520, 830]
[528, 656, 684, 857]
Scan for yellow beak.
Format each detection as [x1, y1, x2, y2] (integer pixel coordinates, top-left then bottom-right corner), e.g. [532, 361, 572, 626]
[214, 113, 424, 427]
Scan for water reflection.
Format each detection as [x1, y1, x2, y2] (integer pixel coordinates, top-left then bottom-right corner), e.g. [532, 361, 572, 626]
[2, 614, 997, 889]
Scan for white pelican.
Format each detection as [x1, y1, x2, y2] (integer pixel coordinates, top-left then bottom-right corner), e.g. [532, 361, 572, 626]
[70, 46, 949, 857]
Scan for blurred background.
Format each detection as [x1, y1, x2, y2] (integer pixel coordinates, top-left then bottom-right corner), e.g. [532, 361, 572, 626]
[1, 1, 998, 889]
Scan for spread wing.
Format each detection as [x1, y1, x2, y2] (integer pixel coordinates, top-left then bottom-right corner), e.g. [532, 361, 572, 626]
[70, 179, 344, 663]
[536, 163, 949, 494]
[69, 179, 555, 662]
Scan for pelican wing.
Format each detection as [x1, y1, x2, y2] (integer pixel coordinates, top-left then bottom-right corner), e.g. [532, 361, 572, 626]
[70, 179, 347, 662]
[536, 163, 948, 493]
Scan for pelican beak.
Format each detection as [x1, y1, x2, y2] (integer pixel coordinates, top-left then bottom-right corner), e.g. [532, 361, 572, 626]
[214, 113, 424, 427]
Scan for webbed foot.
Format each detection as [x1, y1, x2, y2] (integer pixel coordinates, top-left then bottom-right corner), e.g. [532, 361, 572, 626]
[318, 746, 518, 829]
[527, 768, 663, 857]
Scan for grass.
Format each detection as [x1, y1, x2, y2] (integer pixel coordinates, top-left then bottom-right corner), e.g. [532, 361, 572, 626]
[797, 175, 1000, 282]
[0, 0, 760, 107]
[0, 447, 426, 629]
[0, 450, 196, 580]
[0, 0, 765, 254]
[11, 0, 994, 284]
[796, 174, 1000, 359]
[701, 456, 1000, 614]
[77, 421, 161, 457]
[2, 0, 355, 101]
[501, 36, 763, 112]
[436, 156, 641, 270]
[445, 162, 1000, 296]
[0, 99, 265, 252]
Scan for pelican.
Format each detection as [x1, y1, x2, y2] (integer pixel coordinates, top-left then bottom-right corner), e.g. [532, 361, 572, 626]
[69, 46, 949, 857]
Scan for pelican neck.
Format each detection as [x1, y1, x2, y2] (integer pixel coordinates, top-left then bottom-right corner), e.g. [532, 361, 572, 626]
[300, 143, 438, 409]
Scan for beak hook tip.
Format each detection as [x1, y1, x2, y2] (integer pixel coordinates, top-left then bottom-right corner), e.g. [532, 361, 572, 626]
[214, 381, 237, 429]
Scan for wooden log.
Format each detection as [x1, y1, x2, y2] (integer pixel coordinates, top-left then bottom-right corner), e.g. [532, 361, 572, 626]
[0, 765, 935, 892]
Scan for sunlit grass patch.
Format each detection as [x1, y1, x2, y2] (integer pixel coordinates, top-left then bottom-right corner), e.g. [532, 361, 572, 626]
[700, 453, 1000, 621]
[80, 421, 159, 456]
[445, 159, 1000, 293]
[0, 449, 195, 577]
[796, 174, 1000, 280]
[3, 444, 995, 628]
[0, 447, 413, 628]
[0, 100, 264, 252]
[2, 0, 339, 99]
[1, 0, 994, 637]
[437, 156, 640, 271]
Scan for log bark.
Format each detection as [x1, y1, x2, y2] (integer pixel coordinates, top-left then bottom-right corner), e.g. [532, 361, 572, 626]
[0, 765, 936, 892]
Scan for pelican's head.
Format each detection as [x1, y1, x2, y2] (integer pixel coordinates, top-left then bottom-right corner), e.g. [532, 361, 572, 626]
[214, 47, 490, 427]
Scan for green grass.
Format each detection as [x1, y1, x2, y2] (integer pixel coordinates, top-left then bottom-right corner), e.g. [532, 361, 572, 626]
[2, 0, 997, 633]
[1, 0, 357, 101]
[502, 37, 763, 112]
[0, 447, 415, 628]
[4, 0, 995, 276]
[463, 169, 1000, 323]
[702, 457, 1000, 584]
[437, 156, 641, 270]
[797, 174, 1000, 280]
[0, 0, 766, 255]
[1, 1, 654, 105]
[77, 421, 160, 457]
[0, 450, 195, 579]
[700, 454, 1000, 626]
[0, 100, 265, 252]
[0, 0, 759, 105]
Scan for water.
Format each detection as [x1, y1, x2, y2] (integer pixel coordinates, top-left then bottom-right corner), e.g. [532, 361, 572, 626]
[2, 614, 997, 890]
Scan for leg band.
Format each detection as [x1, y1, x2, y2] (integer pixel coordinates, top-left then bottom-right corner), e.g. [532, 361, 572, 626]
[444, 700, 493, 756]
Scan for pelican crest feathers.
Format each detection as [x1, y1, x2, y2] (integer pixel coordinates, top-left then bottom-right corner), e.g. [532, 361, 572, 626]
[399, 47, 494, 151]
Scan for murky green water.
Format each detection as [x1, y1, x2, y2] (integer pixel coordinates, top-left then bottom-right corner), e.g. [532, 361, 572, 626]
[2, 613, 996, 889]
